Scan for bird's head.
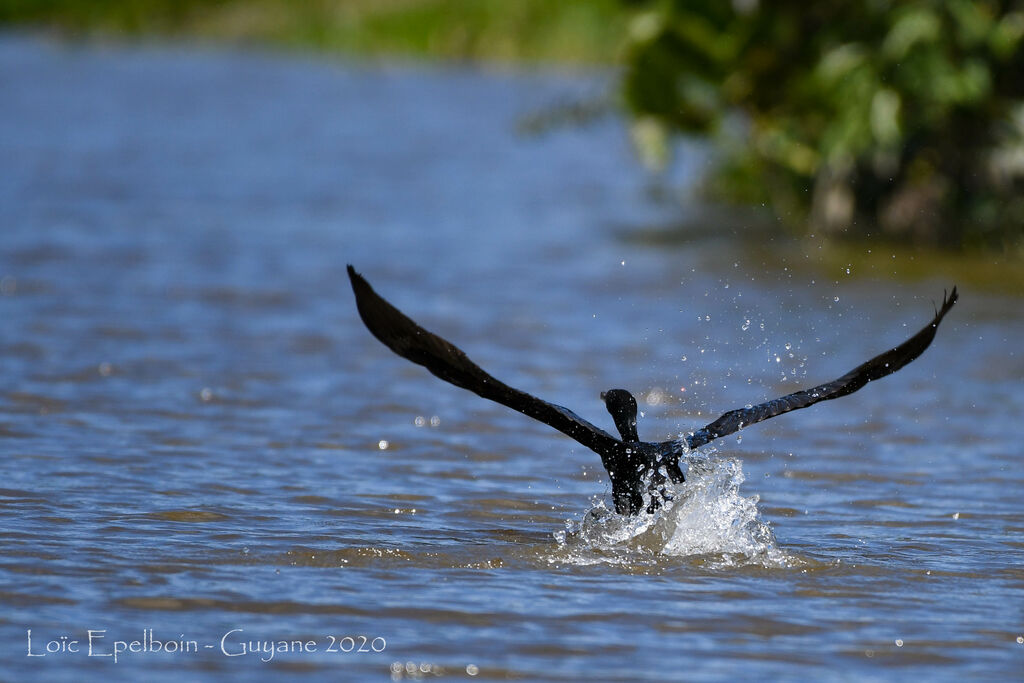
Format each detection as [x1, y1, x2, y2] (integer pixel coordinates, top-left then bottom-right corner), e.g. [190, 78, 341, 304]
[600, 389, 639, 442]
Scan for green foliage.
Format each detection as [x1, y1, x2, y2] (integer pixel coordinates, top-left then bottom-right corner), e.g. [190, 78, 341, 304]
[0, 0, 232, 33]
[620, 0, 1024, 248]
[0, 0, 626, 64]
[6, 0, 1022, 248]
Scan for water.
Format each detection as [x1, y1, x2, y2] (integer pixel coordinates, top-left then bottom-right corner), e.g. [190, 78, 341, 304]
[1, 35, 1022, 681]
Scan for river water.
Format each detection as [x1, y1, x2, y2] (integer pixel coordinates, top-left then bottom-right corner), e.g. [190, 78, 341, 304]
[1, 35, 1021, 681]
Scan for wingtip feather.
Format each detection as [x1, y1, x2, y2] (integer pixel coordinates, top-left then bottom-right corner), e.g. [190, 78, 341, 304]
[941, 285, 958, 316]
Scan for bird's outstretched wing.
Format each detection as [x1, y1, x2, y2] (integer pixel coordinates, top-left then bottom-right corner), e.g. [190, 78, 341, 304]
[680, 288, 958, 450]
[348, 265, 620, 456]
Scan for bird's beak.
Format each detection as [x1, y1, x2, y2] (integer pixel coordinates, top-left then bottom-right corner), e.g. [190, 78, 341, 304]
[599, 391, 607, 400]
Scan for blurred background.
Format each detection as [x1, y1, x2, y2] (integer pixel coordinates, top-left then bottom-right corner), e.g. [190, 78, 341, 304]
[3, 0, 1023, 258]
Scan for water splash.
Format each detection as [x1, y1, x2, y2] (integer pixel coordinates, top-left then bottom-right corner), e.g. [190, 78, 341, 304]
[551, 453, 796, 569]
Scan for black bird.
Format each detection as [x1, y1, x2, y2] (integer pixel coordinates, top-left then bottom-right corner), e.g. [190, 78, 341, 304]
[348, 265, 958, 515]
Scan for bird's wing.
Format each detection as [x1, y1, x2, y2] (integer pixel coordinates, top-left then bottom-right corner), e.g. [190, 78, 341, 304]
[348, 266, 621, 456]
[678, 287, 958, 450]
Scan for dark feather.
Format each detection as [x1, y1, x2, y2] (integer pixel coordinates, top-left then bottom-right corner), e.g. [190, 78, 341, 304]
[347, 265, 620, 456]
[682, 287, 958, 449]
[349, 264, 957, 515]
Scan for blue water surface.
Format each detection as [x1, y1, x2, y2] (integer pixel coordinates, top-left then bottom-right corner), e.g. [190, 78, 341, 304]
[1, 35, 1022, 681]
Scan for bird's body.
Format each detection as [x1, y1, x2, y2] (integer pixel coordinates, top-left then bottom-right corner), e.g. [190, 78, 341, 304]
[348, 265, 957, 515]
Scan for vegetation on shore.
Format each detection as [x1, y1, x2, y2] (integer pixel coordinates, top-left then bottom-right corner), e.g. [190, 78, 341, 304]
[0, 0, 626, 64]
[3, 0, 1022, 252]
[620, 1, 1024, 250]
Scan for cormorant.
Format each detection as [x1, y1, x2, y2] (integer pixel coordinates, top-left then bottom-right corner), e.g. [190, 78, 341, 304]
[347, 265, 958, 515]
